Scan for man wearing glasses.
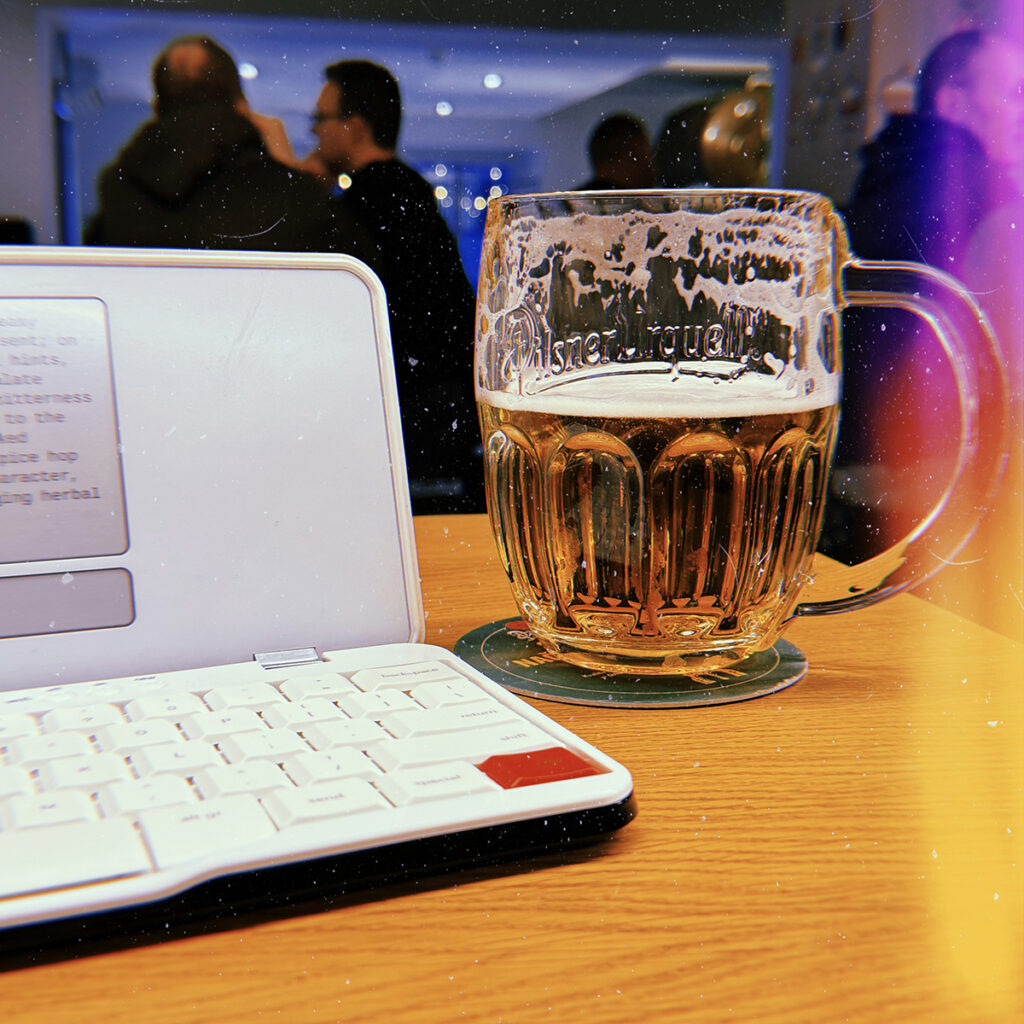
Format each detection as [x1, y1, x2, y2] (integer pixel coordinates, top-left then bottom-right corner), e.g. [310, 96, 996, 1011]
[306, 60, 483, 515]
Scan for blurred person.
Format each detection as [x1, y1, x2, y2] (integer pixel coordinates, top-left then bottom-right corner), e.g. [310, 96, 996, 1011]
[86, 35, 357, 254]
[951, 29, 1024, 393]
[843, 29, 1023, 273]
[835, 27, 1024, 474]
[955, 195, 1024, 641]
[829, 28, 1024, 640]
[575, 113, 655, 190]
[963, 201, 1024, 395]
[654, 101, 714, 188]
[0, 216, 34, 244]
[307, 58, 482, 514]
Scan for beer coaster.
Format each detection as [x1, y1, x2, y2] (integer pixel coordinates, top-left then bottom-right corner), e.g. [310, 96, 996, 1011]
[454, 619, 807, 708]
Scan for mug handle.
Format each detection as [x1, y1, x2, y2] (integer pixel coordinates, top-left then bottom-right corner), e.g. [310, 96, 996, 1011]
[794, 258, 1010, 616]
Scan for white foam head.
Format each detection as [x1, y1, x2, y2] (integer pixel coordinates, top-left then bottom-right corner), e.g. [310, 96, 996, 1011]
[476, 191, 843, 415]
[479, 367, 839, 418]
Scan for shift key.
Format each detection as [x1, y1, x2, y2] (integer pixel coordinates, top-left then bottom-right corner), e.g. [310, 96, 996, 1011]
[367, 721, 553, 771]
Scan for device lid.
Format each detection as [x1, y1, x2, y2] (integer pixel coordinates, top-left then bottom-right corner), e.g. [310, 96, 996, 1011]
[0, 247, 423, 690]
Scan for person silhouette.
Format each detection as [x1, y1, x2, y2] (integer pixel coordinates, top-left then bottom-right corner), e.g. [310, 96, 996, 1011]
[307, 59, 483, 514]
[654, 101, 714, 188]
[843, 29, 1023, 273]
[86, 35, 359, 255]
[575, 113, 655, 190]
[827, 29, 1024, 641]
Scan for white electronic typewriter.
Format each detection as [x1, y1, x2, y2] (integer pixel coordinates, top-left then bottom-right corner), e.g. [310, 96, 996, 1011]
[0, 248, 633, 949]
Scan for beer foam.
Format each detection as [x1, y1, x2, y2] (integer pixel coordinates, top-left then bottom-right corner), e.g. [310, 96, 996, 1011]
[477, 367, 840, 419]
[482, 193, 835, 330]
[477, 192, 842, 406]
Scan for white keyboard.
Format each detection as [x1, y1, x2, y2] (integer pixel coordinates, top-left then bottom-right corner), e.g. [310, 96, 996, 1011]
[0, 643, 633, 933]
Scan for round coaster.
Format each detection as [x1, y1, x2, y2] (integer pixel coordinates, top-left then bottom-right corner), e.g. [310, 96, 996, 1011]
[454, 619, 807, 708]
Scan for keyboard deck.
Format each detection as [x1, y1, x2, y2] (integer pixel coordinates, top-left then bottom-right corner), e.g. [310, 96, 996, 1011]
[0, 644, 634, 932]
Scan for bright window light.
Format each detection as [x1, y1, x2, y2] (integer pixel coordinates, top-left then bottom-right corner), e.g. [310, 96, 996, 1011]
[483, 73, 503, 89]
[435, 101, 453, 117]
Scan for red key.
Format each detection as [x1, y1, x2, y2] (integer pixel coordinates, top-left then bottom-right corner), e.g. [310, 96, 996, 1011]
[476, 747, 606, 789]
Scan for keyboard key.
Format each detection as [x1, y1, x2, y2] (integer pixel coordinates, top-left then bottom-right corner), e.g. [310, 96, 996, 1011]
[137, 795, 278, 869]
[410, 678, 491, 708]
[3, 687, 77, 713]
[98, 776, 198, 816]
[477, 748, 607, 789]
[278, 676, 359, 702]
[350, 661, 463, 692]
[0, 819, 152, 899]
[193, 761, 293, 799]
[302, 718, 390, 751]
[0, 766, 33, 801]
[0, 714, 40, 742]
[7, 732, 94, 768]
[336, 690, 420, 719]
[375, 761, 500, 806]
[367, 721, 554, 771]
[40, 703, 125, 734]
[203, 683, 286, 712]
[217, 729, 309, 764]
[380, 701, 519, 738]
[131, 741, 223, 777]
[261, 778, 388, 828]
[281, 749, 380, 786]
[94, 718, 182, 753]
[177, 708, 264, 743]
[260, 698, 345, 730]
[37, 753, 133, 792]
[124, 693, 207, 722]
[2, 790, 98, 829]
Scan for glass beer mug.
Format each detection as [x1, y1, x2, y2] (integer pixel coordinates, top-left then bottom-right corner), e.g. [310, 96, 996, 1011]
[474, 190, 1007, 676]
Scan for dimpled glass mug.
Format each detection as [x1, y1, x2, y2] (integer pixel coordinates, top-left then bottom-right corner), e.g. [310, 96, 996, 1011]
[474, 190, 1008, 676]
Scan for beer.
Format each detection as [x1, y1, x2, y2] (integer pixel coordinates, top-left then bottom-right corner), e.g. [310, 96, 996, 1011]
[478, 375, 840, 673]
[474, 189, 1003, 688]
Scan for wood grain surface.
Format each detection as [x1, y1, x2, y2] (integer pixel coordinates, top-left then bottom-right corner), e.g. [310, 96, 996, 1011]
[3, 514, 1021, 1024]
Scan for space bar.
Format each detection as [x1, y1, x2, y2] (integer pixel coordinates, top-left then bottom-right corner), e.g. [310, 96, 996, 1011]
[0, 819, 153, 899]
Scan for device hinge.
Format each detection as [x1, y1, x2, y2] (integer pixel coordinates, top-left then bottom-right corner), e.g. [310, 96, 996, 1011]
[254, 647, 322, 670]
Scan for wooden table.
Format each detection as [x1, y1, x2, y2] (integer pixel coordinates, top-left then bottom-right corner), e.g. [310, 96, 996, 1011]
[4, 514, 1021, 1023]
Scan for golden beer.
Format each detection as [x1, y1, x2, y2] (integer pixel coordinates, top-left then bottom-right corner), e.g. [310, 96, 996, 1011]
[479, 377, 840, 673]
[475, 190, 1004, 685]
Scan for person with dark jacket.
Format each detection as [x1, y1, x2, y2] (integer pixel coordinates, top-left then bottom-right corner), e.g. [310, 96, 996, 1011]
[574, 113, 655, 191]
[843, 29, 1022, 274]
[86, 35, 355, 255]
[654, 101, 714, 188]
[307, 59, 483, 514]
[823, 29, 1024, 578]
